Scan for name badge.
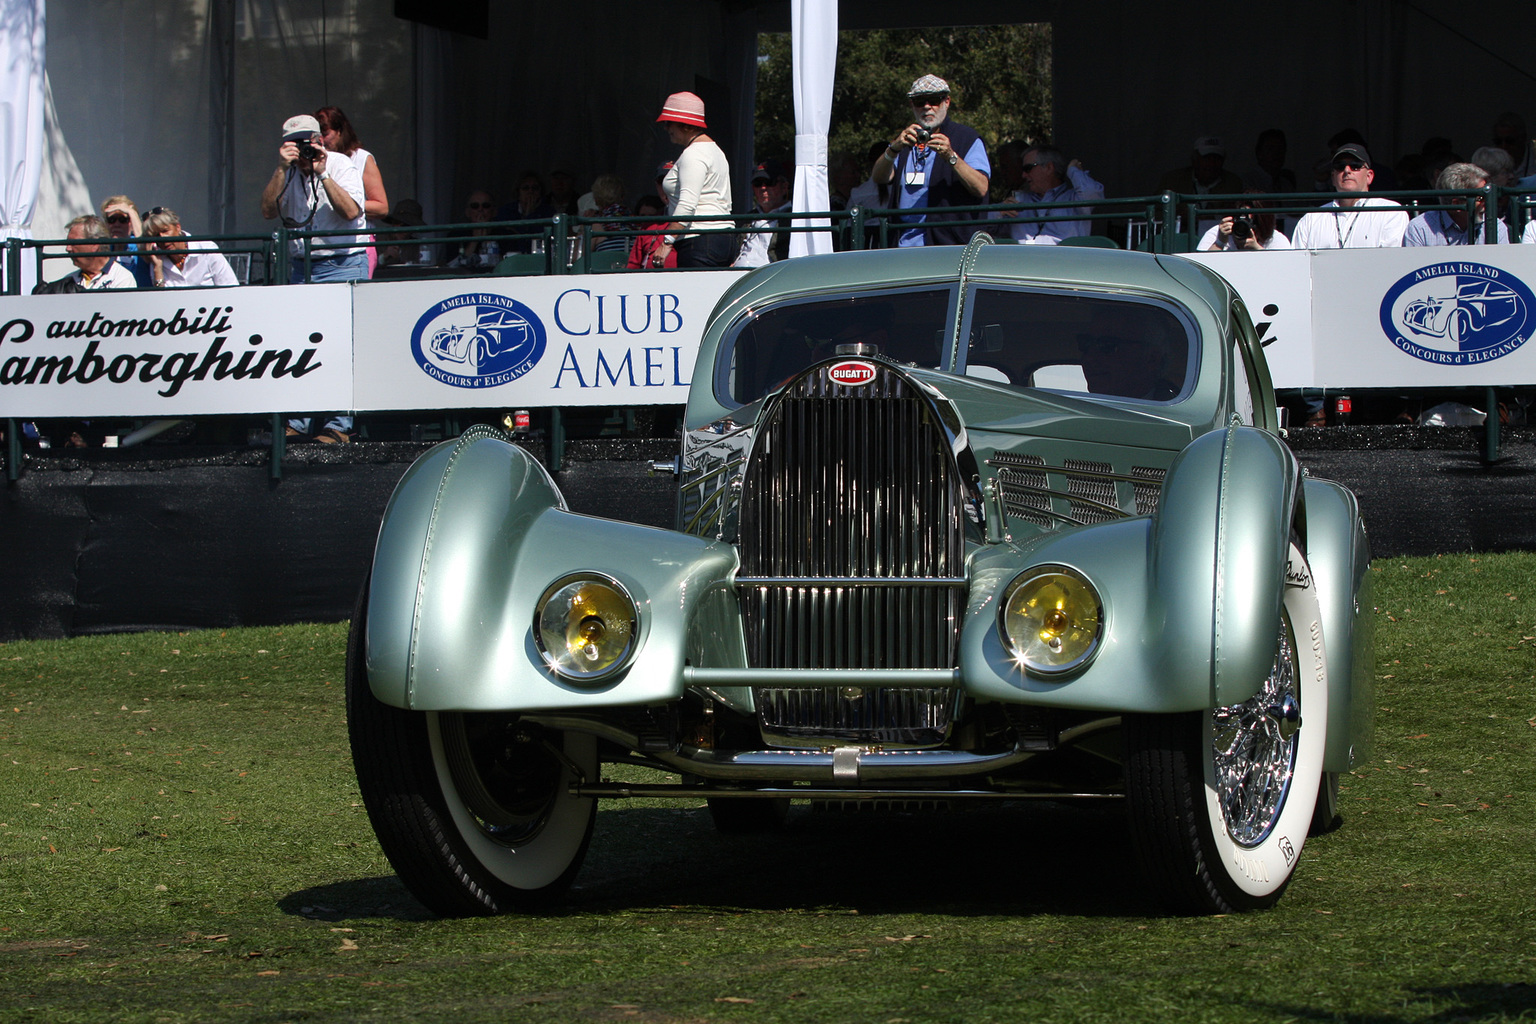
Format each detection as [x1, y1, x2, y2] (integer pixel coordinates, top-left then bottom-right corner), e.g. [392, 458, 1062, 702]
[904, 158, 927, 187]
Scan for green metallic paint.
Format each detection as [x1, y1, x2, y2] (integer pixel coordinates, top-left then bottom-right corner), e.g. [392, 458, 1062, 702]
[366, 430, 740, 712]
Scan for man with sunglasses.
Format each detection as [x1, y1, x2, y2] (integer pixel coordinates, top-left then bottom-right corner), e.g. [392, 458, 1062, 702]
[98, 196, 154, 288]
[871, 74, 990, 246]
[1290, 144, 1408, 249]
[991, 146, 1104, 244]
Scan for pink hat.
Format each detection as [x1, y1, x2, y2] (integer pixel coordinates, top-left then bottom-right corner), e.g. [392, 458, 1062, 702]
[657, 92, 707, 129]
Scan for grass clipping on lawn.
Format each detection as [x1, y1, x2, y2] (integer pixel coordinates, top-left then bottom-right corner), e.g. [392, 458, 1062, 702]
[0, 553, 1533, 1023]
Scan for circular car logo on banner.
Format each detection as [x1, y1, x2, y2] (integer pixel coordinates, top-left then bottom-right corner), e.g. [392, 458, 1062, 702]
[1379, 262, 1535, 365]
[411, 294, 547, 388]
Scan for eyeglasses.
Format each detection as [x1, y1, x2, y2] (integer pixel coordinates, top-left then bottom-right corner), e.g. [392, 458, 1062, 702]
[910, 94, 947, 107]
[148, 207, 169, 216]
[1020, 162, 1039, 173]
[105, 213, 131, 225]
[1331, 160, 1367, 172]
[468, 201, 493, 209]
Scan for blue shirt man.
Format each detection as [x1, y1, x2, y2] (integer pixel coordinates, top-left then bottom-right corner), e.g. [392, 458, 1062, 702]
[871, 74, 991, 246]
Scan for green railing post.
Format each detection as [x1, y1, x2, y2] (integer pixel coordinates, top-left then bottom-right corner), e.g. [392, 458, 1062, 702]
[1484, 386, 1500, 463]
[5, 237, 20, 295]
[269, 412, 284, 480]
[550, 214, 568, 274]
[1159, 192, 1179, 254]
[549, 407, 565, 472]
[1482, 184, 1498, 244]
[5, 418, 20, 482]
[273, 229, 290, 285]
[849, 207, 866, 250]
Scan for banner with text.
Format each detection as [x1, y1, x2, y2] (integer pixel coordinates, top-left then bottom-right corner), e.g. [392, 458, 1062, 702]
[351, 272, 744, 410]
[1183, 246, 1536, 389]
[0, 285, 353, 417]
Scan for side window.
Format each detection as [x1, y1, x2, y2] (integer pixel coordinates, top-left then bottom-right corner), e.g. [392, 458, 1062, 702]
[966, 288, 1195, 402]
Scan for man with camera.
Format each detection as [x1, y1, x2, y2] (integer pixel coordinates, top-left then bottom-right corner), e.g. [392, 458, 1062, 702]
[870, 74, 990, 246]
[260, 114, 368, 283]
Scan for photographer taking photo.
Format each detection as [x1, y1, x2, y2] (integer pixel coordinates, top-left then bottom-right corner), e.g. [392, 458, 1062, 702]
[1199, 191, 1291, 251]
[260, 113, 368, 283]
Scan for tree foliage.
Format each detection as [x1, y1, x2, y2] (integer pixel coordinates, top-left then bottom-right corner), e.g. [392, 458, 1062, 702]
[754, 25, 1052, 166]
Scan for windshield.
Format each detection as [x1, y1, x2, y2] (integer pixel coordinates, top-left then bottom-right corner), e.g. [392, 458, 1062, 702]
[965, 288, 1195, 402]
[720, 288, 951, 406]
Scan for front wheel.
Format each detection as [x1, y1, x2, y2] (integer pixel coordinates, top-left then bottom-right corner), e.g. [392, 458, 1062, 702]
[346, 584, 596, 916]
[1126, 541, 1327, 914]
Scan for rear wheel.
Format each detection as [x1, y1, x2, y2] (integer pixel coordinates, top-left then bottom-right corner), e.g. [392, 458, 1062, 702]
[1126, 541, 1327, 914]
[346, 584, 596, 916]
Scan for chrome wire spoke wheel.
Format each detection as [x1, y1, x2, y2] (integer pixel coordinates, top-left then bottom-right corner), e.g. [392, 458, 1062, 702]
[1210, 617, 1300, 848]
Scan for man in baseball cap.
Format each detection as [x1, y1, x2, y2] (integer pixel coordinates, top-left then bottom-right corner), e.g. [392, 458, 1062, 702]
[1290, 142, 1409, 248]
[870, 74, 990, 246]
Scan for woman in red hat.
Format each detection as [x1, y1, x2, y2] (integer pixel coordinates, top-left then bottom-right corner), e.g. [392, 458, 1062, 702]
[651, 91, 734, 268]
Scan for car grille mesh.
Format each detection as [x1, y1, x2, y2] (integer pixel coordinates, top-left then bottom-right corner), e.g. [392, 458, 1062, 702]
[991, 452, 1167, 527]
[735, 363, 966, 746]
[737, 364, 966, 671]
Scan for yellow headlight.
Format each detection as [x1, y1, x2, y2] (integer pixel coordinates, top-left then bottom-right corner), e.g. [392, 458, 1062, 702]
[534, 574, 638, 681]
[999, 566, 1103, 676]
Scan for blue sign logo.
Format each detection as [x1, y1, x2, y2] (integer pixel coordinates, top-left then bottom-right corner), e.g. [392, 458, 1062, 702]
[1379, 262, 1535, 365]
[410, 294, 547, 388]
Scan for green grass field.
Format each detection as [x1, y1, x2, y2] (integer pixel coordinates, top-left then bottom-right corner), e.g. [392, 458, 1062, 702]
[2, 552, 1534, 1023]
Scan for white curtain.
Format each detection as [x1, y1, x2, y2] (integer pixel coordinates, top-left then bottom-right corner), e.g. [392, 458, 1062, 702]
[0, 0, 44, 294]
[788, 0, 835, 258]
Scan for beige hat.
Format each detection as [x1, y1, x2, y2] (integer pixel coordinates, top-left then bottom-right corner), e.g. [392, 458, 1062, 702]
[281, 114, 321, 141]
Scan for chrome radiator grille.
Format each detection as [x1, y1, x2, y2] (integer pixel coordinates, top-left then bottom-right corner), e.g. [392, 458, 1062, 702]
[735, 363, 966, 746]
[736, 364, 966, 670]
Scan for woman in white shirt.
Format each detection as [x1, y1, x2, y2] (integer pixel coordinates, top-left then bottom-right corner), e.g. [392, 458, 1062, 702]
[651, 92, 734, 268]
[141, 208, 239, 287]
[317, 106, 390, 275]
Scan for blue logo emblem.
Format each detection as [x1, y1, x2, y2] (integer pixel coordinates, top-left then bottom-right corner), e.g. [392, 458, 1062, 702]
[410, 293, 547, 388]
[1379, 262, 1535, 365]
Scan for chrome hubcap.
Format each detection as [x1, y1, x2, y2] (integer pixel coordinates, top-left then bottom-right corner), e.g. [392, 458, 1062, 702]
[1211, 615, 1299, 847]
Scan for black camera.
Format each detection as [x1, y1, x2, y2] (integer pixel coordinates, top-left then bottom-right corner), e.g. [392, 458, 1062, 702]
[913, 125, 932, 145]
[1232, 215, 1254, 239]
[297, 141, 321, 162]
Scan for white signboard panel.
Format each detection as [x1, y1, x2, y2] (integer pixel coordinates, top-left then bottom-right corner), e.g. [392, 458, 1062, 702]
[1308, 246, 1536, 387]
[1179, 250, 1314, 388]
[0, 285, 353, 417]
[352, 272, 747, 410]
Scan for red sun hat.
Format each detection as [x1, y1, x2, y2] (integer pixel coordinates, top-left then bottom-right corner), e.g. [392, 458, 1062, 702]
[657, 92, 707, 129]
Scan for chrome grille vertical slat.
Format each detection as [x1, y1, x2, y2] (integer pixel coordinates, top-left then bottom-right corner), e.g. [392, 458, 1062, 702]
[736, 362, 967, 747]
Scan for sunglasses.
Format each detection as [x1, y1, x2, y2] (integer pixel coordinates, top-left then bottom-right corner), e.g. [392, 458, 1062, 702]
[910, 94, 947, 107]
[148, 207, 169, 216]
[1021, 162, 1040, 172]
[105, 213, 132, 225]
[1331, 160, 1367, 172]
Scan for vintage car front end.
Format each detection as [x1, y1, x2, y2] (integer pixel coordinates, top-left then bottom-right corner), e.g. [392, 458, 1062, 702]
[348, 239, 1373, 917]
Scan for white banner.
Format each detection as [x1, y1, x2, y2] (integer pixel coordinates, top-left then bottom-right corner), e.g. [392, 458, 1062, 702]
[1308, 247, 1536, 387]
[0, 285, 353, 417]
[1182, 246, 1536, 389]
[351, 271, 745, 410]
[1180, 250, 1313, 388]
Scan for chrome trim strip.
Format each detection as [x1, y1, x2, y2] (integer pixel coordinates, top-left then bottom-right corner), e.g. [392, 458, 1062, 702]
[684, 667, 960, 686]
[573, 784, 1124, 801]
[734, 576, 968, 588]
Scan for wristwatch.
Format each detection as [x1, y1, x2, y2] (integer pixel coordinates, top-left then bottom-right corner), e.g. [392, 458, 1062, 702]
[947, 151, 958, 166]
[318, 169, 331, 181]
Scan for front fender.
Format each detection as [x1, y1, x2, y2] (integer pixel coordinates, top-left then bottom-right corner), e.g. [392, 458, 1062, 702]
[959, 426, 1298, 713]
[1300, 477, 1374, 769]
[365, 428, 740, 711]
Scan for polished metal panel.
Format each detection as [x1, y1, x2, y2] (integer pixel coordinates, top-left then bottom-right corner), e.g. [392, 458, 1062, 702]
[735, 361, 968, 745]
[989, 451, 1169, 528]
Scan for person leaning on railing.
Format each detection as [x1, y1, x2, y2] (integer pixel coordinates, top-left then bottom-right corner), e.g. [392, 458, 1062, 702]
[141, 208, 239, 288]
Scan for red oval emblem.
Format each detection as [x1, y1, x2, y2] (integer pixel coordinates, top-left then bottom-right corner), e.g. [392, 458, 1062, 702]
[826, 360, 878, 387]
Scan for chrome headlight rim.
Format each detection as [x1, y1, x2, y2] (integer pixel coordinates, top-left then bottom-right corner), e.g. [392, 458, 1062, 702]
[532, 572, 640, 683]
[997, 563, 1104, 678]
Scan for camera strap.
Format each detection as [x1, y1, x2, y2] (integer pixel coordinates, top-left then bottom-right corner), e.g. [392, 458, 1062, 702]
[278, 166, 318, 231]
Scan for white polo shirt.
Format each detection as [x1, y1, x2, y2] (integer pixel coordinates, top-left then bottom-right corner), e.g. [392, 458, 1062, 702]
[1290, 195, 1409, 249]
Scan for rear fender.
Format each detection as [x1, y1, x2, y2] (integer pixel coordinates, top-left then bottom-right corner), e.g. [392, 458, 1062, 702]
[1299, 477, 1375, 769]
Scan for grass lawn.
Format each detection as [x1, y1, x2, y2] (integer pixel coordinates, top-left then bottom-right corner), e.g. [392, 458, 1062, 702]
[1, 552, 1534, 1023]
